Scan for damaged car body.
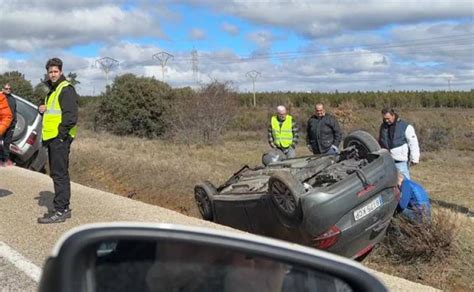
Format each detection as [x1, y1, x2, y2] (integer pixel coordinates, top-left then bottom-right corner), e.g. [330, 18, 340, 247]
[194, 131, 400, 260]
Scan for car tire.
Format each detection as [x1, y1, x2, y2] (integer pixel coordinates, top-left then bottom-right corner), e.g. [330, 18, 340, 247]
[12, 114, 27, 142]
[269, 171, 306, 220]
[343, 130, 381, 159]
[194, 181, 216, 221]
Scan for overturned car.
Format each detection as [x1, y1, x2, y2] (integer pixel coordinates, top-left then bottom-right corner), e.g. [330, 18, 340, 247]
[194, 131, 399, 260]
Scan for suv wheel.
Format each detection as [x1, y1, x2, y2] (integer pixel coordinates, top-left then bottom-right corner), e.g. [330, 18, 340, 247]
[269, 171, 305, 220]
[194, 181, 216, 221]
[343, 131, 381, 159]
[12, 114, 27, 142]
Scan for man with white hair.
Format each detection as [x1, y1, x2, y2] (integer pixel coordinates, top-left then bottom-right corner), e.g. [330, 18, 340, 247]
[268, 105, 299, 158]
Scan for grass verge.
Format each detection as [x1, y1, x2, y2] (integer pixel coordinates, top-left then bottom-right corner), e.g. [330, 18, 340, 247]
[366, 208, 473, 291]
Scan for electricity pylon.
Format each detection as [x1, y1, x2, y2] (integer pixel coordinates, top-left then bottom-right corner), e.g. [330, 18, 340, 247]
[246, 70, 261, 107]
[191, 47, 199, 83]
[95, 57, 119, 86]
[152, 52, 173, 82]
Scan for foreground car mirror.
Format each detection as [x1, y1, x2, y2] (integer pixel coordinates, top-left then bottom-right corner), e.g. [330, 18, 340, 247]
[39, 223, 386, 292]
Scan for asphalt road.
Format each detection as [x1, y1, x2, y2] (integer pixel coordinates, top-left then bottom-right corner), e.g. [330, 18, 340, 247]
[0, 166, 440, 291]
[0, 257, 37, 292]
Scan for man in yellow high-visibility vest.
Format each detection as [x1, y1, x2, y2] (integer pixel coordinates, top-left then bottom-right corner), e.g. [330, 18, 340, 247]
[267, 105, 299, 158]
[38, 58, 78, 224]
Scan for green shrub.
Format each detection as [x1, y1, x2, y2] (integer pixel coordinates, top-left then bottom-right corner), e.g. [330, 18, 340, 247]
[0, 71, 34, 101]
[96, 73, 173, 138]
[417, 125, 452, 152]
[32, 82, 49, 105]
[230, 108, 269, 132]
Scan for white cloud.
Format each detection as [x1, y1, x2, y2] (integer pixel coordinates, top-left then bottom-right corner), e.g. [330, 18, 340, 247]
[0, 1, 472, 94]
[0, 3, 165, 53]
[180, 0, 473, 37]
[246, 30, 277, 50]
[188, 28, 207, 41]
[221, 22, 239, 36]
[388, 22, 474, 66]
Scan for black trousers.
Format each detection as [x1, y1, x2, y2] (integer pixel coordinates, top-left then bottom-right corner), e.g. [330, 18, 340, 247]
[0, 125, 15, 161]
[47, 136, 73, 212]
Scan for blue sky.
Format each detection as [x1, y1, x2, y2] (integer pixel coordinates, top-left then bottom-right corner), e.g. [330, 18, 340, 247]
[0, 0, 473, 95]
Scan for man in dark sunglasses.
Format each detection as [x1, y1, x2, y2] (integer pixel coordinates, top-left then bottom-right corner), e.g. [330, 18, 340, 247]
[0, 83, 16, 166]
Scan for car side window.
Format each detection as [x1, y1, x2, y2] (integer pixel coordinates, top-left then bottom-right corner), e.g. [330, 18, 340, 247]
[92, 239, 354, 292]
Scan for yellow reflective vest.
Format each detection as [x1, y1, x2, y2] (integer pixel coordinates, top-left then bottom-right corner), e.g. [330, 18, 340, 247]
[42, 80, 77, 141]
[271, 115, 293, 148]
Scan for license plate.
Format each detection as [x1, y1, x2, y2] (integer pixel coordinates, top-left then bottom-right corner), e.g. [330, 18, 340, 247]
[354, 196, 383, 221]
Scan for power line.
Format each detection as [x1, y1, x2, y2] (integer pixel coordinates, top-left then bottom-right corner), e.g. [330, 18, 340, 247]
[168, 33, 474, 64]
[191, 47, 199, 83]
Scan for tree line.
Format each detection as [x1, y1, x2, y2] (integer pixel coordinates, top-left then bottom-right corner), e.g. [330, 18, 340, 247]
[239, 90, 474, 109]
[1, 71, 472, 146]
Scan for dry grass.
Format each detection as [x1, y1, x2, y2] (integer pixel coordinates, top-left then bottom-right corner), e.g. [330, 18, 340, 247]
[366, 209, 473, 291]
[382, 208, 464, 263]
[70, 129, 314, 216]
[411, 150, 474, 210]
[68, 108, 473, 291]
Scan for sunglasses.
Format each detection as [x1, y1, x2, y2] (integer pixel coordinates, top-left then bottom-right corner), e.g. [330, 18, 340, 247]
[3, 87, 11, 90]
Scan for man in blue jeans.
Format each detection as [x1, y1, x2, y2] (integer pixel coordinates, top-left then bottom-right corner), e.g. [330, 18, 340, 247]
[378, 108, 420, 179]
[397, 173, 431, 223]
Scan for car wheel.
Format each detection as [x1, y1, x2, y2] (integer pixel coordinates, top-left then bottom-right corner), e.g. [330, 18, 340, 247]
[194, 181, 216, 221]
[269, 171, 305, 220]
[343, 130, 381, 159]
[12, 114, 27, 142]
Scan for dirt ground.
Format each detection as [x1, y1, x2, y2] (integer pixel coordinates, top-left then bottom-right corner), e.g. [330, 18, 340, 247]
[67, 109, 473, 291]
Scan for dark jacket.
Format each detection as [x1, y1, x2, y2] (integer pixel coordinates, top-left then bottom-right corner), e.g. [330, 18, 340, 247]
[44, 75, 79, 141]
[379, 117, 408, 150]
[306, 113, 342, 154]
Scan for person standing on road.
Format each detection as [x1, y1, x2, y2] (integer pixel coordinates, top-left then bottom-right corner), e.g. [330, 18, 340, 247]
[0, 91, 13, 155]
[0, 83, 17, 166]
[306, 103, 342, 155]
[268, 105, 299, 158]
[396, 173, 431, 223]
[378, 108, 419, 179]
[37, 58, 78, 224]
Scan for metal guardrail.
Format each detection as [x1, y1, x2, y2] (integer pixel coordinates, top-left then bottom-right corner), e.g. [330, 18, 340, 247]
[430, 199, 474, 217]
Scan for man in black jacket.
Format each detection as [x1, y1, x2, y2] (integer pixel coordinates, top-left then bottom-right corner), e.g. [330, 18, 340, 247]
[37, 58, 78, 224]
[306, 103, 342, 155]
[0, 83, 16, 166]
